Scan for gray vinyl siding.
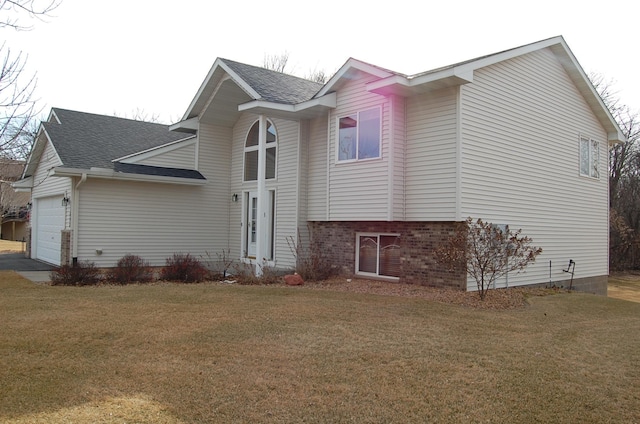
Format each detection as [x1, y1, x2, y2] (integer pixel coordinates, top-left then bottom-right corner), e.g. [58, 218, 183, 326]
[129, 141, 196, 169]
[31, 140, 72, 228]
[405, 87, 458, 220]
[460, 47, 609, 287]
[306, 114, 328, 221]
[75, 127, 232, 267]
[272, 117, 300, 269]
[327, 72, 390, 221]
[31, 140, 71, 200]
[76, 180, 211, 266]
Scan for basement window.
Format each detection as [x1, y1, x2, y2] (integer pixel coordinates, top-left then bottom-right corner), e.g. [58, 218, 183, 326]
[355, 233, 400, 279]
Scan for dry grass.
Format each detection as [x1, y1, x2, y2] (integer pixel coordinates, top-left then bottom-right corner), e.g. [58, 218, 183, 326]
[0, 239, 25, 253]
[609, 271, 640, 303]
[1, 271, 639, 423]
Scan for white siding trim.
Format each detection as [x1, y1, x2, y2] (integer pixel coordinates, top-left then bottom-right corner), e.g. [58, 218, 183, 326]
[387, 97, 395, 221]
[455, 86, 463, 221]
[326, 112, 330, 221]
[114, 137, 196, 163]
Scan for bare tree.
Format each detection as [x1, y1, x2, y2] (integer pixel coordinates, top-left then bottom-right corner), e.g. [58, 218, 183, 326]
[591, 73, 640, 270]
[436, 217, 542, 300]
[1, 0, 59, 160]
[0, 43, 38, 159]
[0, 0, 60, 30]
[113, 108, 162, 123]
[305, 67, 329, 84]
[263, 51, 289, 73]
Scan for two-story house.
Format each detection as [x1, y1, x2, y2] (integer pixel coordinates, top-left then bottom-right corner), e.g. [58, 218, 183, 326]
[18, 36, 623, 293]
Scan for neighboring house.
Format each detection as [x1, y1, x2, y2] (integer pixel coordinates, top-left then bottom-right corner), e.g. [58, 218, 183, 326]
[17, 36, 623, 294]
[1, 159, 30, 242]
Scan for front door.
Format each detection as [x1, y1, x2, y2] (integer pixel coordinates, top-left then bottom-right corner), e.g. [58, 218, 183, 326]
[246, 192, 257, 258]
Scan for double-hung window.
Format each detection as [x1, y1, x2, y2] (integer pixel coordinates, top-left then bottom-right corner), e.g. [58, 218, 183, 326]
[579, 136, 599, 178]
[337, 107, 381, 161]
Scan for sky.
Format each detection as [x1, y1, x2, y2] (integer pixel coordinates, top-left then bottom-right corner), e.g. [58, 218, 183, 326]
[3, 0, 640, 124]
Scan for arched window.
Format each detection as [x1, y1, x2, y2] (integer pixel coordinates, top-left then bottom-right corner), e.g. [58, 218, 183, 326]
[244, 120, 277, 181]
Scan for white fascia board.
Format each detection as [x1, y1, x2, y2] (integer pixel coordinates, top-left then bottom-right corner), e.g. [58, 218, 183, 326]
[316, 59, 394, 97]
[180, 58, 262, 121]
[217, 61, 262, 99]
[11, 176, 33, 192]
[238, 92, 337, 114]
[366, 68, 474, 95]
[50, 167, 207, 186]
[112, 135, 196, 163]
[23, 127, 60, 178]
[169, 117, 199, 132]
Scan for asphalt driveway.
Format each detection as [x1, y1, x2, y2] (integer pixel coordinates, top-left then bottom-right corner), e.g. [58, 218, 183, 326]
[0, 253, 54, 271]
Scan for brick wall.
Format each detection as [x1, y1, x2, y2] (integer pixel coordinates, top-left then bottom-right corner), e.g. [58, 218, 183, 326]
[24, 226, 31, 258]
[308, 221, 467, 289]
[60, 229, 72, 266]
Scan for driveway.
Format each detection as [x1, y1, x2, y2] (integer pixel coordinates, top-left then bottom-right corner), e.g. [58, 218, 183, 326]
[0, 253, 54, 271]
[0, 253, 54, 283]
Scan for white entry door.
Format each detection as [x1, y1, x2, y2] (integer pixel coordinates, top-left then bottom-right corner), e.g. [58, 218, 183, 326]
[246, 192, 257, 258]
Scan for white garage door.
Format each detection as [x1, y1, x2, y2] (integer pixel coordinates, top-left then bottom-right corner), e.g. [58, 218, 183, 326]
[35, 195, 65, 265]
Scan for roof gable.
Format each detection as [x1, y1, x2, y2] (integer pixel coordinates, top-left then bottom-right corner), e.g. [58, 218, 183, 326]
[181, 58, 324, 123]
[28, 108, 194, 173]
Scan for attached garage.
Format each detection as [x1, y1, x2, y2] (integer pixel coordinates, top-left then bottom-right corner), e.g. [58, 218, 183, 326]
[33, 195, 66, 265]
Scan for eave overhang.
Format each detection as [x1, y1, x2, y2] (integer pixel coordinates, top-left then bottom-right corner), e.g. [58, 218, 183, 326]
[237, 92, 337, 120]
[169, 117, 199, 133]
[367, 68, 474, 96]
[11, 176, 33, 192]
[49, 167, 207, 186]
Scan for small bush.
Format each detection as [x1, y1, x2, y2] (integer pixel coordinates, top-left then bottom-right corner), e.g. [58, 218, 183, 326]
[50, 261, 101, 286]
[287, 227, 337, 282]
[160, 253, 208, 283]
[233, 261, 283, 285]
[200, 249, 235, 280]
[105, 254, 154, 284]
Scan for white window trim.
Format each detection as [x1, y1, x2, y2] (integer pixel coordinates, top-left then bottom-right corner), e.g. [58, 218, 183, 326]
[243, 119, 278, 182]
[579, 135, 600, 179]
[336, 106, 382, 163]
[355, 232, 400, 280]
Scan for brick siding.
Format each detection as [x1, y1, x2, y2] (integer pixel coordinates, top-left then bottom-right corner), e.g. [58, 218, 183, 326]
[308, 221, 467, 289]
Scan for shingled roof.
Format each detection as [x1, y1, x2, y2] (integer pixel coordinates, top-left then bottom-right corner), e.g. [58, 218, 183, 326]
[43, 108, 193, 170]
[221, 59, 324, 104]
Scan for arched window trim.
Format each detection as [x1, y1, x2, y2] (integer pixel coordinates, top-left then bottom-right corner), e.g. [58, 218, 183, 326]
[243, 119, 277, 181]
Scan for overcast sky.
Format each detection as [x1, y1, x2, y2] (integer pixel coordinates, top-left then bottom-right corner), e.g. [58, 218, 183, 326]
[4, 0, 639, 124]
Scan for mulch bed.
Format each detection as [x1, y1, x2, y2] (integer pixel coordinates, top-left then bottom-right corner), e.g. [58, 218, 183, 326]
[297, 277, 563, 310]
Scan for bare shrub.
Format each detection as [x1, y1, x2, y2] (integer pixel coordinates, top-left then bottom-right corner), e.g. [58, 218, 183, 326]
[160, 253, 208, 283]
[232, 261, 283, 285]
[436, 217, 542, 300]
[50, 261, 101, 286]
[105, 254, 153, 284]
[287, 227, 336, 282]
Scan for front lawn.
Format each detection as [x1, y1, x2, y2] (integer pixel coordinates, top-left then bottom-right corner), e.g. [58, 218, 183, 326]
[1, 272, 639, 423]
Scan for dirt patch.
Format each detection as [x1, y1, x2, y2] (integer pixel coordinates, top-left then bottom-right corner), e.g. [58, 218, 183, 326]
[295, 277, 561, 310]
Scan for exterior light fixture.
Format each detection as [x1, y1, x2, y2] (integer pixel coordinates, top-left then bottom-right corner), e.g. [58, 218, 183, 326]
[61, 196, 70, 206]
[232, 193, 239, 202]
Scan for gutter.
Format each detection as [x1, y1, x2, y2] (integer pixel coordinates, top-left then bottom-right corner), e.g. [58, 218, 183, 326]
[49, 167, 207, 186]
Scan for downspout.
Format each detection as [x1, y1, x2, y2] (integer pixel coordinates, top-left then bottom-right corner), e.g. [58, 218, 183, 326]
[71, 173, 87, 264]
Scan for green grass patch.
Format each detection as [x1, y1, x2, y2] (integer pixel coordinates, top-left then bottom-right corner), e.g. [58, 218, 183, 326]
[1, 271, 639, 423]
